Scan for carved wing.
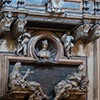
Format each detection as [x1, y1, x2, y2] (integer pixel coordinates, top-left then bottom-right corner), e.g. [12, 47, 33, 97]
[61, 33, 67, 42]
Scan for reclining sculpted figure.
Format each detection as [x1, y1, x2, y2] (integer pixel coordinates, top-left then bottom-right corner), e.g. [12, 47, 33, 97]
[9, 62, 48, 100]
[54, 64, 89, 100]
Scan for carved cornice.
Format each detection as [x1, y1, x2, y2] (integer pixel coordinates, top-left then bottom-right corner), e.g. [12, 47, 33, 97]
[47, 0, 65, 14]
[83, 24, 100, 44]
[72, 24, 92, 42]
[72, 24, 100, 45]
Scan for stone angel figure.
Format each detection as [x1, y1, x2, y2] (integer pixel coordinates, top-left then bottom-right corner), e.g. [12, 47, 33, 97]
[61, 33, 74, 58]
[16, 32, 31, 56]
[47, 0, 64, 14]
[54, 64, 89, 100]
[9, 62, 48, 100]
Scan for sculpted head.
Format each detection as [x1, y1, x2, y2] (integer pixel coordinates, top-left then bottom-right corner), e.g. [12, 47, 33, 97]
[77, 64, 85, 71]
[13, 62, 22, 71]
[42, 40, 48, 49]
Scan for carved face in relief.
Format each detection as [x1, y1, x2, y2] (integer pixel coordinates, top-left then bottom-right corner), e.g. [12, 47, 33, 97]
[42, 40, 48, 50]
[13, 62, 22, 71]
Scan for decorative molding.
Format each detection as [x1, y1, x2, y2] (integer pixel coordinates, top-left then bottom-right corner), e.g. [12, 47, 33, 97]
[0, 54, 87, 99]
[64, 0, 81, 2]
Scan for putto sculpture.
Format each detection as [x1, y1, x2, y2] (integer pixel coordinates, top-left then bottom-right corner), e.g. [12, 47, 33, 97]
[47, 0, 64, 14]
[61, 32, 74, 58]
[16, 32, 31, 56]
[37, 39, 51, 60]
[54, 64, 89, 100]
[9, 62, 48, 100]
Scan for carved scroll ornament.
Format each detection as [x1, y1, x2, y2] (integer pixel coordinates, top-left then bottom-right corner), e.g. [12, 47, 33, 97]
[9, 62, 48, 100]
[54, 64, 89, 100]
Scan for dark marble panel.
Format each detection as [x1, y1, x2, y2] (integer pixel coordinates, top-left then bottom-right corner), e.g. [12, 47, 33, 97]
[9, 62, 78, 100]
